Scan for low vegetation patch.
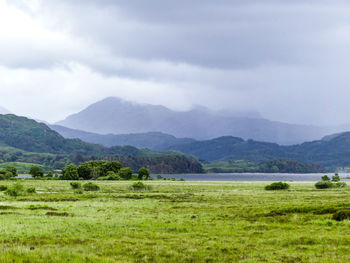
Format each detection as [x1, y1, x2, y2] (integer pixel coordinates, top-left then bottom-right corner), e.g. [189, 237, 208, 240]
[46, 211, 70, 217]
[129, 182, 152, 191]
[70, 182, 81, 189]
[83, 182, 100, 191]
[26, 187, 36, 193]
[0, 185, 7, 191]
[315, 175, 346, 189]
[332, 210, 350, 221]
[264, 182, 290, 190]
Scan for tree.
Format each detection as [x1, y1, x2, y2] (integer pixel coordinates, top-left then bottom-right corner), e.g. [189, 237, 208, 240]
[332, 173, 340, 182]
[30, 166, 44, 178]
[321, 175, 330, 181]
[119, 167, 133, 180]
[61, 164, 79, 180]
[6, 166, 18, 177]
[138, 167, 150, 180]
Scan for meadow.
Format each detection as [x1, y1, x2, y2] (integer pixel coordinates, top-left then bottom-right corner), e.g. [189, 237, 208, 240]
[0, 180, 349, 262]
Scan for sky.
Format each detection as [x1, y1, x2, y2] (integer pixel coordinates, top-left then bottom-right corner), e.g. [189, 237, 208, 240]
[0, 0, 350, 125]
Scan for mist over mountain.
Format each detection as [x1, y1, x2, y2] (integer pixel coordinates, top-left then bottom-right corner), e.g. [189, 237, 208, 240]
[0, 107, 11, 115]
[50, 125, 195, 150]
[57, 97, 348, 145]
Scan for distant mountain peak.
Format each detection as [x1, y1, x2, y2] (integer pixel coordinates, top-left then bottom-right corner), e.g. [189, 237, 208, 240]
[56, 97, 350, 145]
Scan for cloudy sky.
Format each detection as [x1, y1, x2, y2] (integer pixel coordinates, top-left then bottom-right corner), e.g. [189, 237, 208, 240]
[0, 0, 349, 124]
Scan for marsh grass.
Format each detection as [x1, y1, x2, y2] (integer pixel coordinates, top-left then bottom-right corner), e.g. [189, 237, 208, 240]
[0, 181, 349, 262]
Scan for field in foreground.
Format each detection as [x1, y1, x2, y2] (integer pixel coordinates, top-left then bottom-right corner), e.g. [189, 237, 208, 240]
[0, 181, 350, 262]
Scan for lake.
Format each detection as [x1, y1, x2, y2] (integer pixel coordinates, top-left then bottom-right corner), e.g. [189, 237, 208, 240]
[157, 173, 350, 182]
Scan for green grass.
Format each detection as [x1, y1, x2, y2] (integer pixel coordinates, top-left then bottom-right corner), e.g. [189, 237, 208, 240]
[0, 180, 349, 262]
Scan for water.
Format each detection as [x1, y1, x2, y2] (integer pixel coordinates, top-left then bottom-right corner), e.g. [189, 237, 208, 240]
[156, 173, 350, 182]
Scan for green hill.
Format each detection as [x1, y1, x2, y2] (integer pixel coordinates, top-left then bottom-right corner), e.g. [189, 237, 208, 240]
[0, 114, 203, 173]
[168, 133, 350, 170]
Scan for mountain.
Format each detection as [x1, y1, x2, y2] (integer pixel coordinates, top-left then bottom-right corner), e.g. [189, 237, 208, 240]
[0, 114, 203, 173]
[166, 132, 350, 170]
[50, 125, 196, 150]
[56, 97, 348, 145]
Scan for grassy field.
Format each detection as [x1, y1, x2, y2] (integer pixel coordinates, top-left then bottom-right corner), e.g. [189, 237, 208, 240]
[0, 180, 350, 262]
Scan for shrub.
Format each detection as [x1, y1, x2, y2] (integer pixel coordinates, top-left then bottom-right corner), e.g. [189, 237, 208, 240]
[333, 182, 346, 188]
[156, 174, 163, 180]
[30, 166, 44, 178]
[264, 182, 290, 191]
[315, 181, 333, 189]
[129, 182, 152, 191]
[5, 182, 24, 197]
[321, 175, 330, 181]
[97, 172, 121, 181]
[119, 167, 133, 180]
[26, 187, 36, 193]
[70, 182, 82, 189]
[83, 182, 100, 191]
[332, 173, 340, 182]
[332, 210, 350, 221]
[74, 189, 84, 194]
[138, 167, 150, 180]
[0, 185, 7, 191]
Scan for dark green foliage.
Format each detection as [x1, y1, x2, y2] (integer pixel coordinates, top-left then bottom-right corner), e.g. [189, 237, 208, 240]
[97, 171, 121, 180]
[0, 185, 7, 191]
[70, 182, 82, 189]
[315, 181, 333, 189]
[83, 182, 100, 191]
[332, 210, 350, 221]
[5, 166, 17, 177]
[119, 167, 133, 180]
[46, 171, 53, 177]
[115, 155, 203, 174]
[29, 166, 44, 178]
[5, 182, 24, 197]
[138, 167, 150, 180]
[258, 159, 325, 173]
[76, 161, 122, 179]
[264, 182, 290, 191]
[321, 175, 330, 181]
[61, 164, 79, 180]
[332, 173, 340, 182]
[26, 187, 36, 193]
[129, 182, 152, 191]
[333, 182, 346, 188]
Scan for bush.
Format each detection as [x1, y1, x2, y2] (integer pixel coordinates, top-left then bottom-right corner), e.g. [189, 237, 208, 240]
[333, 182, 346, 188]
[138, 167, 150, 180]
[264, 182, 290, 190]
[70, 182, 82, 189]
[97, 172, 121, 181]
[332, 173, 340, 182]
[332, 210, 350, 221]
[321, 175, 330, 181]
[0, 185, 7, 191]
[74, 189, 84, 194]
[83, 182, 100, 191]
[119, 167, 133, 180]
[129, 182, 152, 191]
[5, 182, 24, 197]
[26, 187, 36, 193]
[30, 166, 44, 178]
[315, 181, 333, 189]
